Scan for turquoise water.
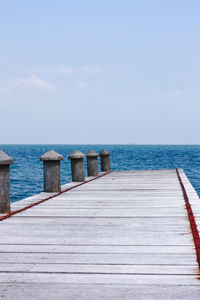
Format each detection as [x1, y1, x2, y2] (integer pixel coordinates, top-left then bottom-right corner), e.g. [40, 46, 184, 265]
[0, 145, 200, 202]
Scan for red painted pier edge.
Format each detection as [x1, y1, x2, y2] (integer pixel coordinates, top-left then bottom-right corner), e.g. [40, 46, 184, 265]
[0, 171, 111, 222]
[176, 168, 200, 267]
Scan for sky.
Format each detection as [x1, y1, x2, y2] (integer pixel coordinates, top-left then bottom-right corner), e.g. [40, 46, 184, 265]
[0, 0, 200, 144]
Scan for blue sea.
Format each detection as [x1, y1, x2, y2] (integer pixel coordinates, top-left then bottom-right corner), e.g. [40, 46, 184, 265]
[0, 145, 200, 202]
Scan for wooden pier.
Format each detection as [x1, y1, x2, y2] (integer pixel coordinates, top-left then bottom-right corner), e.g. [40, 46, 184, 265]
[0, 169, 200, 299]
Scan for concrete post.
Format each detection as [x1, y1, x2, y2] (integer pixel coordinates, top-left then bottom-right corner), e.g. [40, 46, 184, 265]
[86, 150, 99, 177]
[68, 151, 85, 182]
[40, 150, 64, 192]
[0, 150, 14, 213]
[99, 149, 111, 172]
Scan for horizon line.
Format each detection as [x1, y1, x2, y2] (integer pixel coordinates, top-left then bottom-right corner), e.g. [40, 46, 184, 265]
[0, 143, 200, 146]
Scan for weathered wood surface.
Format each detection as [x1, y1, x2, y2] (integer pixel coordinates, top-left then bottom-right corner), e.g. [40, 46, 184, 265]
[0, 169, 200, 299]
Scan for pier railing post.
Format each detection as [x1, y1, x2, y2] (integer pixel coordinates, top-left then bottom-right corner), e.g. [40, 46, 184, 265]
[86, 150, 99, 177]
[68, 151, 85, 182]
[99, 149, 111, 172]
[40, 150, 64, 192]
[0, 150, 14, 213]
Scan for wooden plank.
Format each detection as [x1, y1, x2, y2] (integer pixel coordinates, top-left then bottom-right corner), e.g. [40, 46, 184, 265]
[0, 273, 199, 285]
[2, 216, 191, 227]
[0, 263, 198, 275]
[0, 252, 197, 265]
[0, 233, 194, 246]
[0, 244, 195, 254]
[0, 222, 191, 232]
[1, 283, 200, 300]
[9, 208, 189, 217]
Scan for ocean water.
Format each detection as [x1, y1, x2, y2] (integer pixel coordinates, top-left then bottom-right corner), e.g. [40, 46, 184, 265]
[0, 145, 200, 202]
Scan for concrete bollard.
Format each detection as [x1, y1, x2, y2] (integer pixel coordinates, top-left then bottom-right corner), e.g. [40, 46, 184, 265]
[99, 149, 111, 172]
[40, 150, 64, 192]
[68, 151, 85, 182]
[0, 150, 14, 213]
[86, 150, 99, 177]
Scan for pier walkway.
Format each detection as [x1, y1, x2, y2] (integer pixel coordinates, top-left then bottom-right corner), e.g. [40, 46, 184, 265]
[0, 169, 200, 299]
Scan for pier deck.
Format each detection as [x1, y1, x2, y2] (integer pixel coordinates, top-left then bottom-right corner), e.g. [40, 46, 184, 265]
[0, 169, 200, 299]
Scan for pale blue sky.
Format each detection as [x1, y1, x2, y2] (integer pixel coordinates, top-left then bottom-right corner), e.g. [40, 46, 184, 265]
[0, 0, 200, 144]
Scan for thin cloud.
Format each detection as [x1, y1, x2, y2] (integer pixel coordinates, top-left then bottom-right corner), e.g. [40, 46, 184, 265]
[78, 65, 104, 74]
[153, 90, 161, 96]
[0, 75, 55, 94]
[11, 75, 55, 91]
[31, 66, 73, 75]
[55, 66, 73, 74]
[173, 90, 183, 96]
[24, 64, 104, 75]
[153, 89, 200, 97]
[0, 56, 10, 63]
[76, 81, 87, 89]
